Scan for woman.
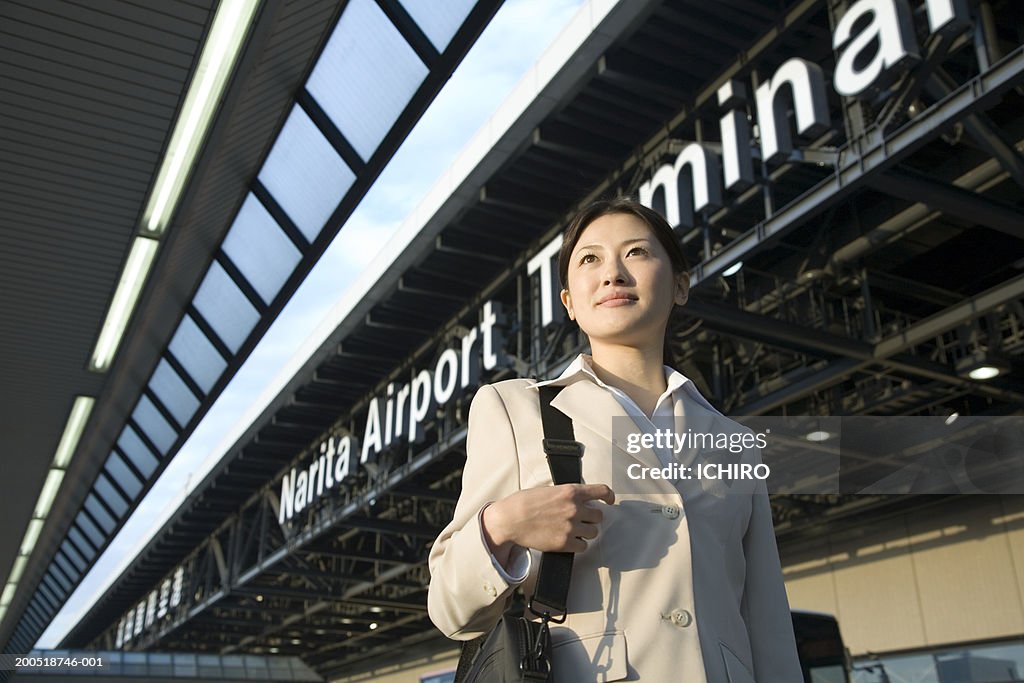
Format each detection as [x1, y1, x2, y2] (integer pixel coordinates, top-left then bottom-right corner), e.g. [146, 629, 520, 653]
[427, 198, 802, 682]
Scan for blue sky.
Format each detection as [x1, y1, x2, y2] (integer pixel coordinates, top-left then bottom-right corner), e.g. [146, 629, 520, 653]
[36, 0, 586, 649]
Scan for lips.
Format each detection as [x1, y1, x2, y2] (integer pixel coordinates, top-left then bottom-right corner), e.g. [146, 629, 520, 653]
[597, 291, 638, 305]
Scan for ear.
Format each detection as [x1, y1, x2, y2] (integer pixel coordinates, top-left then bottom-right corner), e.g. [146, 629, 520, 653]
[674, 273, 689, 306]
[559, 288, 575, 320]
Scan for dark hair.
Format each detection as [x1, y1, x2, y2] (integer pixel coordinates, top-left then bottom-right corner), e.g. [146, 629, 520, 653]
[557, 197, 690, 366]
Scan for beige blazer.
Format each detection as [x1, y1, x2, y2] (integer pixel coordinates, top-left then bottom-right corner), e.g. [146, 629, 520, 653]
[427, 376, 803, 682]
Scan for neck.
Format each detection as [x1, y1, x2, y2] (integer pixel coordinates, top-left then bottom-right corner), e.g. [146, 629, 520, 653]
[588, 341, 668, 416]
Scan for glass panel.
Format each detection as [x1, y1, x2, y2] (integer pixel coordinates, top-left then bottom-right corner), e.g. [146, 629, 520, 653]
[84, 493, 116, 533]
[269, 659, 292, 679]
[38, 591, 62, 619]
[149, 359, 199, 427]
[245, 655, 270, 680]
[123, 652, 147, 676]
[131, 395, 176, 456]
[48, 564, 73, 594]
[222, 194, 302, 305]
[68, 526, 96, 560]
[399, 0, 475, 50]
[37, 577, 59, 604]
[173, 654, 197, 677]
[307, 0, 428, 161]
[61, 540, 87, 574]
[192, 261, 259, 354]
[150, 653, 173, 676]
[117, 425, 160, 477]
[24, 603, 45, 630]
[42, 574, 65, 602]
[36, 581, 59, 613]
[104, 451, 143, 499]
[94, 472, 129, 517]
[74, 511, 105, 552]
[168, 314, 226, 394]
[35, 599, 53, 619]
[47, 561, 72, 598]
[36, 601, 54, 619]
[257, 106, 354, 241]
[223, 655, 246, 678]
[104, 652, 123, 675]
[198, 654, 222, 677]
[53, 550, 80, 582]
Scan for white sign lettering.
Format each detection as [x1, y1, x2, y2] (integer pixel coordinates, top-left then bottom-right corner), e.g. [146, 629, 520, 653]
[640, 0, 966, 228]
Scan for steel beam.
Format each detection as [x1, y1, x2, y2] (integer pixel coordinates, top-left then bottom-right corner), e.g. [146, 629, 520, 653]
[871, 168, 1024, 238]
[925, 69, 1024, 188]
[694, 46, 1024, 285]
[695, 273, 1024, 413]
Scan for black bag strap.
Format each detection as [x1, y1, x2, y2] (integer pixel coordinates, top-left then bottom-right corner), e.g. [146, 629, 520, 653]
[453, 384, 583, 683]
[530, 385, 583, 622]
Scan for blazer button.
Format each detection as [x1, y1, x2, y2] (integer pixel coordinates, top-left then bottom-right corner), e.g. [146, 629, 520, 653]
[661, 504, 680, 520]
[483, 581, 497, 598]
[671, 609, 692, 627]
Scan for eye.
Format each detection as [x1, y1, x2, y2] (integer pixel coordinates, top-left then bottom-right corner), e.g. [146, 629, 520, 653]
[578, 252, 597, 265]
[627, 246, 649, 256]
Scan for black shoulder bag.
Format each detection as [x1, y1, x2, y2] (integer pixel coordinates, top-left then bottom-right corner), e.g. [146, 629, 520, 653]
[453, 385, 583, 683]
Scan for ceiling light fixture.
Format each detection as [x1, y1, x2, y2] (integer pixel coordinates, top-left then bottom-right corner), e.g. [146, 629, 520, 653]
[142, 0, 262, 235]
[722, 261, 743, 277]
[20, 519, 44, 556]
[52, 396, 95, 468]
[33, 469, 66, 519]
[7, 557, 27, 585]
[89, 237, 160, 372]
[955, 349, 1011, 381]
[2, 396, 97, 632]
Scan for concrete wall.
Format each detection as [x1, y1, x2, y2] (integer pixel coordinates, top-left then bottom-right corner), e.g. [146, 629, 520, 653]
[782, 495, 1024, 655]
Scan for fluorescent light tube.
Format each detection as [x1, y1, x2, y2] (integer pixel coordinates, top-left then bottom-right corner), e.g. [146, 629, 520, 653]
[143, 0, 261, 235]
[8, 556, 27, 586]
[90, 237, 159, 372]
[1, 584, 14, 606]
[20, 519, 44, 556]
[33, 469, 65, 519]
[53, 396, 95, 468]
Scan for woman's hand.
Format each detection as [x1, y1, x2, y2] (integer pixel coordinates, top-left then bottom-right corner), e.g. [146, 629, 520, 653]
[481, 483, 615, 566]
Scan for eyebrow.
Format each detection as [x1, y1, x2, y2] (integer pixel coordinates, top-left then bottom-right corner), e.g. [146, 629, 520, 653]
[575, 238, 651, 252]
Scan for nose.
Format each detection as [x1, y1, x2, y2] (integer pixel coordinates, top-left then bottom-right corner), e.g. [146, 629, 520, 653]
[602, 257, 628, 285]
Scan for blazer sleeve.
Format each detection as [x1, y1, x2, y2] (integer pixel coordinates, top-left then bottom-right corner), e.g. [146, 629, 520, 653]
[741, 448, 804, 682]
[427, 383, 526, 640]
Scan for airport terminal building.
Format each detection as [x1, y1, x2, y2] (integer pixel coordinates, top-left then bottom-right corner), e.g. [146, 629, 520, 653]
[2, 0, 1024, 681]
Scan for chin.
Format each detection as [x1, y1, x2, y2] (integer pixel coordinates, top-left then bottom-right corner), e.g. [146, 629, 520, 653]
[586, 330, 652, 348]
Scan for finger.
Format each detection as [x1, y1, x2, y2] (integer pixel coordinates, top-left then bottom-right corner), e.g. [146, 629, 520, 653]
[566, 537, 588, 553]
[578, 483, 615, 505]
[578, 507, 603, 525]
[574, 522, 599, 540]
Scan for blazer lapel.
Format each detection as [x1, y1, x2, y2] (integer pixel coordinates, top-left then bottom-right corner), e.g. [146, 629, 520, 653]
[672, 392, 743, 475]
[548, 379, 664, 472]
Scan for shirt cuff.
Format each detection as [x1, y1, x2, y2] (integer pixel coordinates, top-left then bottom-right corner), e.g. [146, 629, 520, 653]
[477, 503, 532, 584]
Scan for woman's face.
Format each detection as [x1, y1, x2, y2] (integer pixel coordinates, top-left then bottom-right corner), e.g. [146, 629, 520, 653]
[560, 212, 687, 348]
